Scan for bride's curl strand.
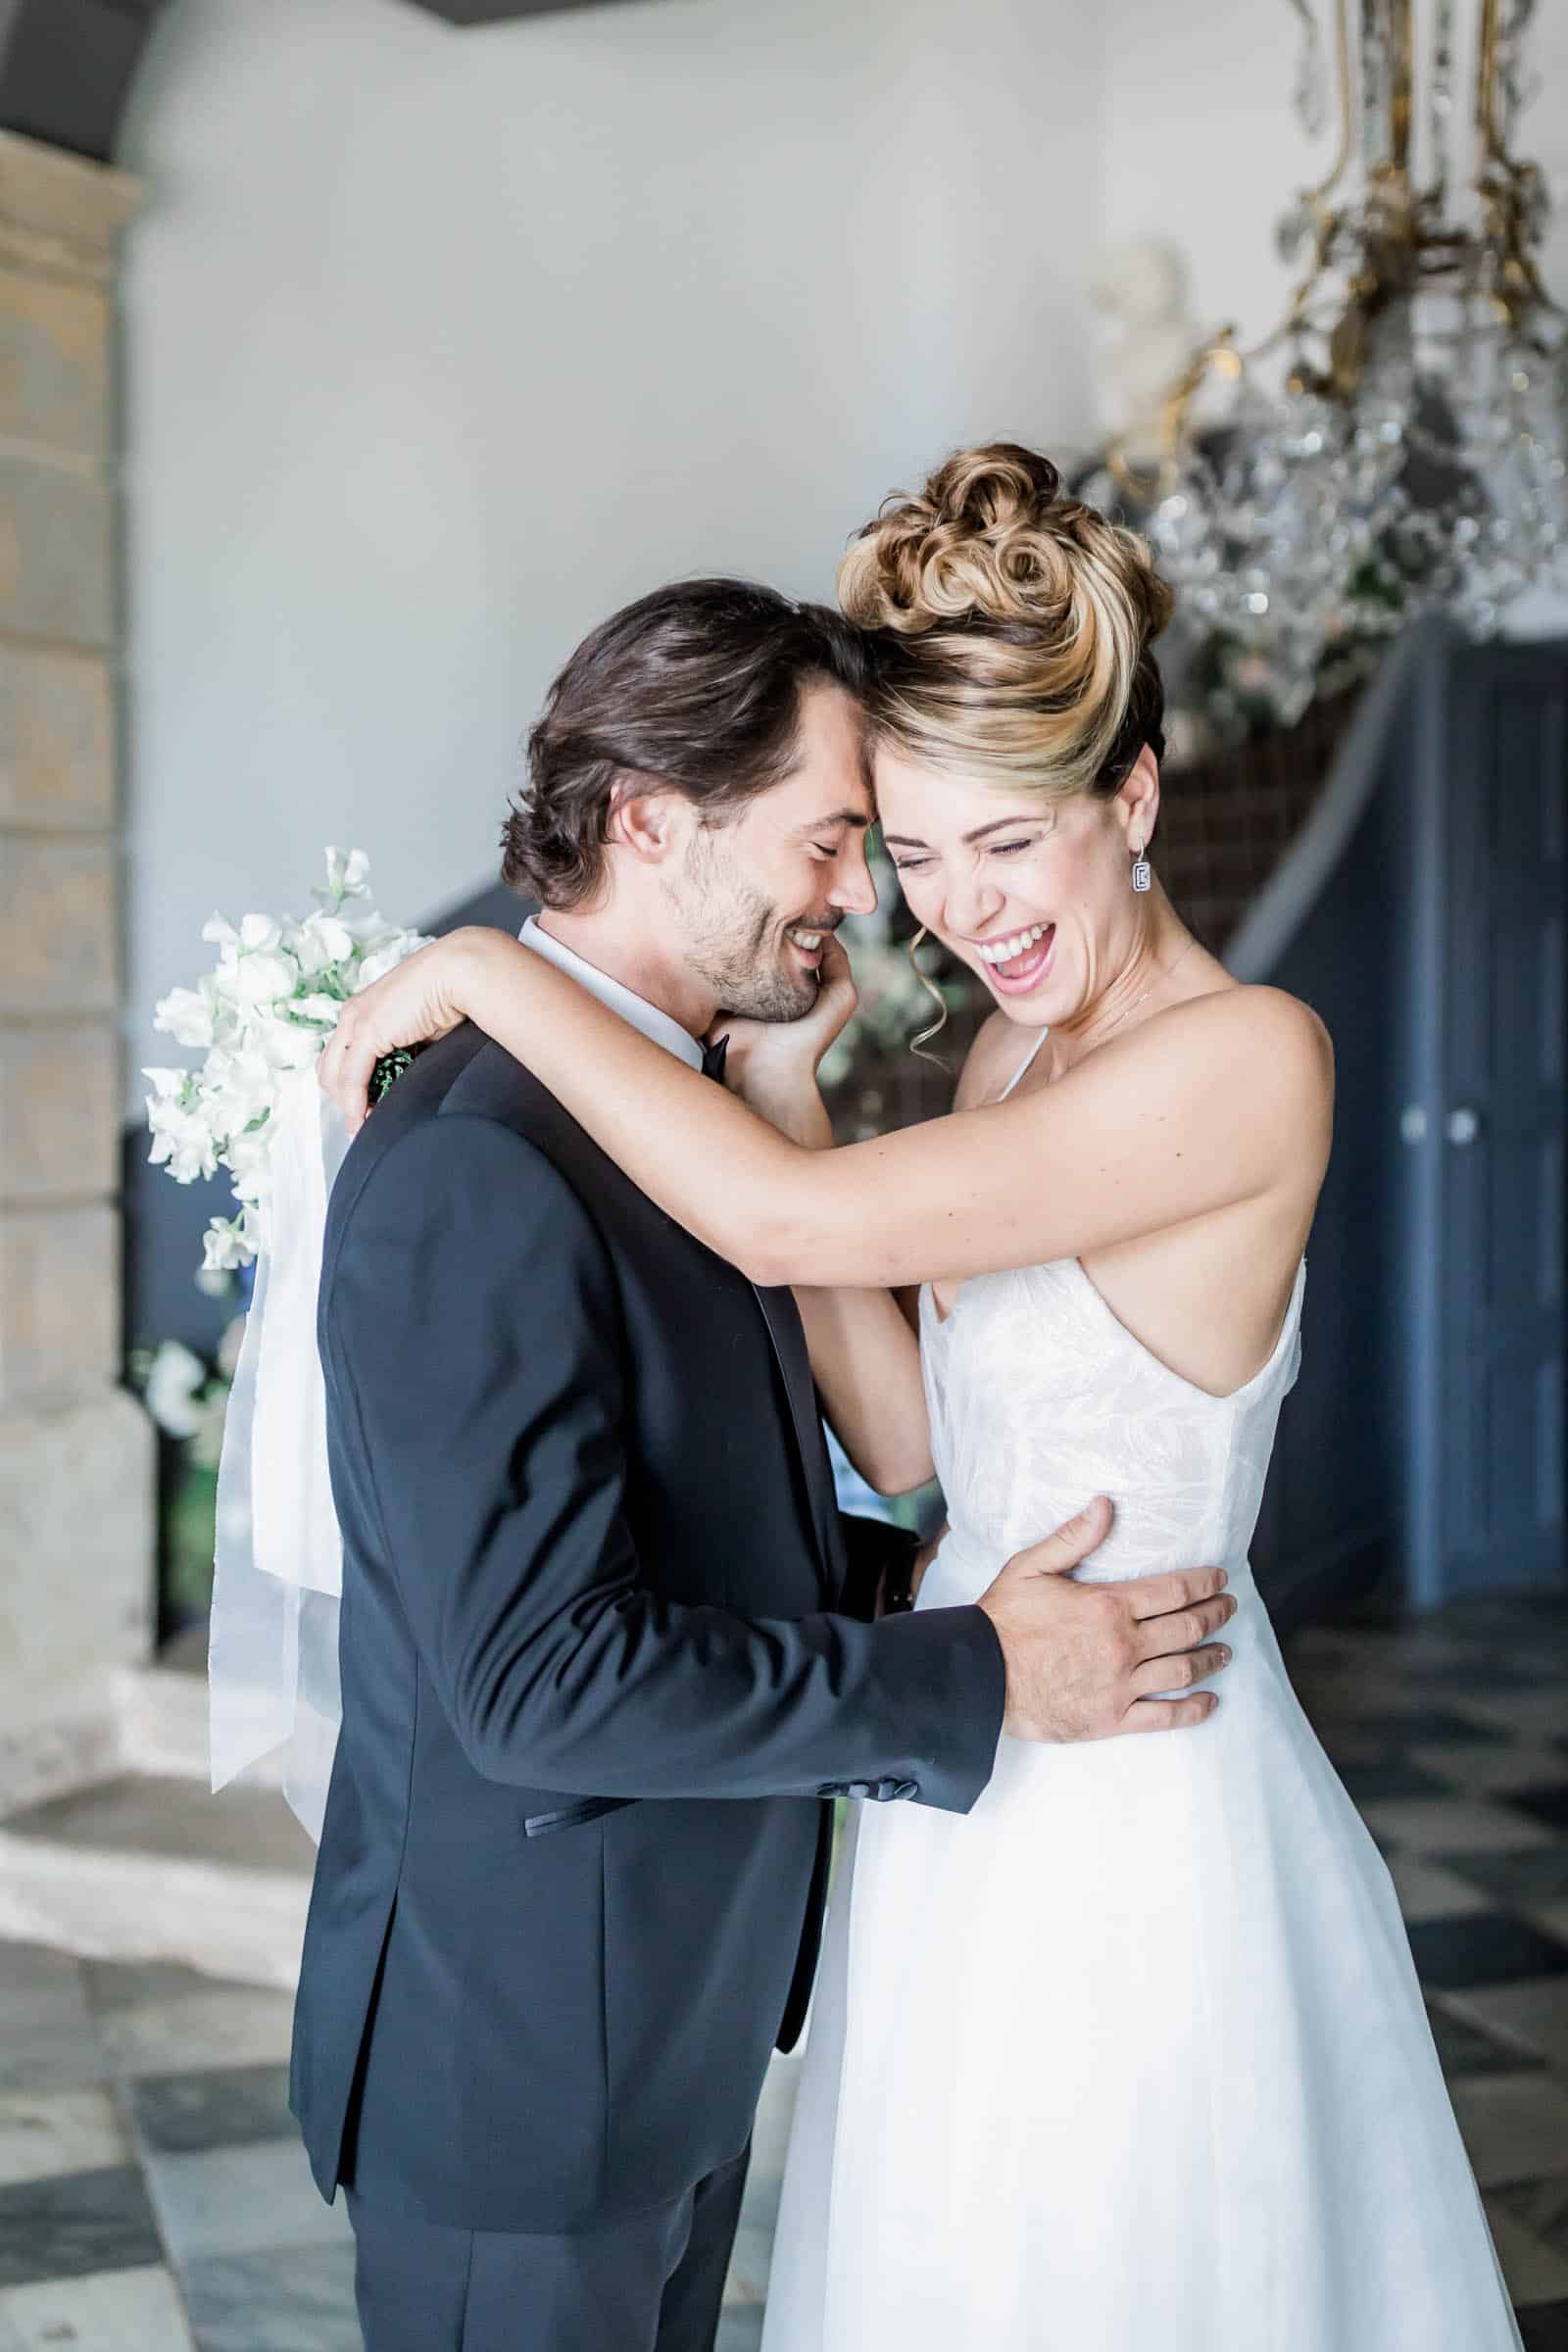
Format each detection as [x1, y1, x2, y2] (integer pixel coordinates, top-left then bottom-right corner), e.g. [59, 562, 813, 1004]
[906, 927, 952, 1067]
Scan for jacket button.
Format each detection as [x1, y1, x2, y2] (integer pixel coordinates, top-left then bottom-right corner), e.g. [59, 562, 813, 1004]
[816, 1784, 846, 1799]
[893, 1780, 919, 1799]
[844, 1781, 874, 1799]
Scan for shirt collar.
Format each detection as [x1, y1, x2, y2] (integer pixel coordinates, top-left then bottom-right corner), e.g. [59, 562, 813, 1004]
[517, 915, 705, 1071]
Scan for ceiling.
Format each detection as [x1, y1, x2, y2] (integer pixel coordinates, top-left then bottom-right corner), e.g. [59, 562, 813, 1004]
[0, 0, 661, 164]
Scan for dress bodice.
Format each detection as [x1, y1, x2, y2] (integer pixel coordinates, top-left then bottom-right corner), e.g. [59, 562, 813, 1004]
[918, 1254, 1304, 1592]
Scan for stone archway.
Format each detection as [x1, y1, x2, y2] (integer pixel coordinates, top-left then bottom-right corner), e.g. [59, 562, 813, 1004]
[0, 127, 151, 1813]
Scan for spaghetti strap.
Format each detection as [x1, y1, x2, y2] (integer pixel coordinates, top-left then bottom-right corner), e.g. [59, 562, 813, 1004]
[996, 1027, 1049, 1102]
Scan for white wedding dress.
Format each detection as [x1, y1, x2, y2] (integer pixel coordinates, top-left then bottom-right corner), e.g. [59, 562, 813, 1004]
[761, 1065, 1521, 2350]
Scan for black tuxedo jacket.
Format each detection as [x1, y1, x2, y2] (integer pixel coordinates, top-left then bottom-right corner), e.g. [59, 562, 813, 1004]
[290, 1024, 1004, 2231]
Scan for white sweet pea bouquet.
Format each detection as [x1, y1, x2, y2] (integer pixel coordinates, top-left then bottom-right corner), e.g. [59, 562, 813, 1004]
[145, 848, 430, 1274]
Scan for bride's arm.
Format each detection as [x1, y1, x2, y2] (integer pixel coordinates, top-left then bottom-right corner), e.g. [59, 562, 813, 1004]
[322, 926, 1332, 1291]
[740, 1071, 933, 1498]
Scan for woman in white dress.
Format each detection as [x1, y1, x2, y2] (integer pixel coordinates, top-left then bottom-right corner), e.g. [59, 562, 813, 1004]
[323, 445, 1520, 2348]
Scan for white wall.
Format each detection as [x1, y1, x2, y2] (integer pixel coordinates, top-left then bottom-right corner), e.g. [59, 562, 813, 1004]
[118, 0, 1568, 1107]
[117, 0, 1101, 1102]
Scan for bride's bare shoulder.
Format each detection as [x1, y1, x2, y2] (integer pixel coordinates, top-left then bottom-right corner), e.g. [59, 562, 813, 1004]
[1163, 981, 1331, 1075]
[1119, 982, 1335, 1131]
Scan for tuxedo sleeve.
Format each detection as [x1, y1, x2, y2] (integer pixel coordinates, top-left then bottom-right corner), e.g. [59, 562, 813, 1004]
[836, 1513, 921, 1624]
[322, 1113, 1004, 1813]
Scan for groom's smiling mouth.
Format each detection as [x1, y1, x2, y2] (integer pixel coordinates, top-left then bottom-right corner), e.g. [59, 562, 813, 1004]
[784, 920, 837, 973]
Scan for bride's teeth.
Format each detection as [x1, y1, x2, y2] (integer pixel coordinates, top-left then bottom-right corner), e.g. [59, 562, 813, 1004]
[978, 923, 1047, 966]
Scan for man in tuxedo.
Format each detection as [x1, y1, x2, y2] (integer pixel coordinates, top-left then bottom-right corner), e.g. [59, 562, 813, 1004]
[293, 579, 1236, 2352]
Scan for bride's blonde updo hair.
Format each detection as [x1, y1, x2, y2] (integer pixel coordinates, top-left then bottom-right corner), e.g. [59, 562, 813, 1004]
[837, 442, 1175, 802]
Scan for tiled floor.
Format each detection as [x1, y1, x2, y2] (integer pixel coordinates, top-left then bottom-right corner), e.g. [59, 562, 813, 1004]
[0, 1590, 1562, 2350]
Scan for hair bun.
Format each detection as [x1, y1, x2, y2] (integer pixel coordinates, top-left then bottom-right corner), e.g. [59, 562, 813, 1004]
[838, 440, 1172, 652]
[838, 442, 1174, 801]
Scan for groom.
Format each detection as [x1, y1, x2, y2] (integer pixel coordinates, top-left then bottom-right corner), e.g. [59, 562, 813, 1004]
[294, 579, 1236, 2352]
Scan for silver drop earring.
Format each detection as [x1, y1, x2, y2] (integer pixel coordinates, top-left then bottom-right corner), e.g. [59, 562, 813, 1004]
[1131, 839, 1152, 894]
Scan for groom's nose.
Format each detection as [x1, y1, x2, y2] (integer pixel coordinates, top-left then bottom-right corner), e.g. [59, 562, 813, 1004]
[828, 836, 878, 917]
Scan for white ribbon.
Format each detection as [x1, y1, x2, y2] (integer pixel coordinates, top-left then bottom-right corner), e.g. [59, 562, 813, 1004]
[209, 1067, 350, 1843]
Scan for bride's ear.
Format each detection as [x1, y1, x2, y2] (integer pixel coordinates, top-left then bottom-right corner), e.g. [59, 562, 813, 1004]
[1112, 743, 1161, 854]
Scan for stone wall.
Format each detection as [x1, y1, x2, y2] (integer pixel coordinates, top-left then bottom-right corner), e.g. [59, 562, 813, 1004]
[0, 129, 155, 1811]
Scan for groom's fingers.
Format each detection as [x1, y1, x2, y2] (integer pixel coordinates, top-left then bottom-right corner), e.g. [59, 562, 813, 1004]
[1125, 1564, 1228, 1621]
[1121, 1691, 1221, 1734]
[1128, 1642, 1231, 1700]
[1131, 1592, 1237, 1665]
[319, 1014, 381, 1133]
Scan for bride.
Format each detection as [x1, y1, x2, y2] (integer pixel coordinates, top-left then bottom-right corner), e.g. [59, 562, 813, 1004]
[320, 446, 1519, 2348]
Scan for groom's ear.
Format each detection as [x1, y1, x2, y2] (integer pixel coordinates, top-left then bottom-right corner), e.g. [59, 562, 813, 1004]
[608, 774, 686, 867]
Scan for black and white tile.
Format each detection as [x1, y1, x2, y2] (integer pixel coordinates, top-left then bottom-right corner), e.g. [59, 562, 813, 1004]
[1290, 1592, 1568, 2324]
[0, 1592, 1558, 2347]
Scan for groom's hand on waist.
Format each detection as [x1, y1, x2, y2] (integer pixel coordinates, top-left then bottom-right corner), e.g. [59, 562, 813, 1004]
[976, 1497, 1236, 1743]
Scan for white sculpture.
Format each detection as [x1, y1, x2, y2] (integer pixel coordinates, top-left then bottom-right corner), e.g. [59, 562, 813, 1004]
[1091, 235, 1202, 466]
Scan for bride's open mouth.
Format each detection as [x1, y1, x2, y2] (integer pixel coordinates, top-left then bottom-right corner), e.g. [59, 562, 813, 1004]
[972, 921, 1055, 996]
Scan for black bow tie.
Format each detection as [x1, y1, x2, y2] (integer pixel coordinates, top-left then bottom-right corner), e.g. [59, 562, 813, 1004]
[701, 1034, 730, 1085]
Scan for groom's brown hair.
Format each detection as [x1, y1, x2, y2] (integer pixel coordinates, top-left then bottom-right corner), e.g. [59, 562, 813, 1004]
[502, 578, 870, 910]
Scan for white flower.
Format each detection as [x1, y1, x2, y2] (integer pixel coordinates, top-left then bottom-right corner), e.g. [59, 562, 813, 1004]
[292, 993, 344, 1026]
[224, 1122, 274, 1203]
[202, 1215, 251, 1273]
[353, 931, 428, 991]
[201, 912, 241, 961]
[153, 986, 216, 1050]
[143, 1340, 208, 1439]
[288, 911, 355, 974]
[233, 947, 299, 1006]
[325, 847, 370, 900]
[147, 1092, 220, 1184]
[249, 1010, 322, 1073]
[199, 1045, 273, 1142]
[152, 849, 413, 1276]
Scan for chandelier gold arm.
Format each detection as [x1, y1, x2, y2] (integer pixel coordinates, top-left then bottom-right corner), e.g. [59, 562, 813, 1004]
[1300, 0, 1357, 222]
[1118, 0, 1358, 475]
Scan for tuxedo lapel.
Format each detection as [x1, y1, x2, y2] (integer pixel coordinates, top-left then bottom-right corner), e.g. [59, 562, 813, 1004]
[748, 1279, 843, 1601]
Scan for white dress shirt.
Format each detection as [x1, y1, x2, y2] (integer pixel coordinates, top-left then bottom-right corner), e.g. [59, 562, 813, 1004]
[517, 915, 704, 1071]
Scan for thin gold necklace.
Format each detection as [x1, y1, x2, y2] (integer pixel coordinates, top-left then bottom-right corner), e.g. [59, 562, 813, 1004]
[987, 936, 1200, 1105]
[1093, 934, 1200, 1048]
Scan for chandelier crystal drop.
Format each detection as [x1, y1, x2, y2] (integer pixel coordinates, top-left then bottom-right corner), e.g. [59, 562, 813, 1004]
[1139, 0, 1567, 724]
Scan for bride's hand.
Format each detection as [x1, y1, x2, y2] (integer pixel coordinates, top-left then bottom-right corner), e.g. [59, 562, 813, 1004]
[714, 933, 858, 1111]
[318, 928, 489, 1133]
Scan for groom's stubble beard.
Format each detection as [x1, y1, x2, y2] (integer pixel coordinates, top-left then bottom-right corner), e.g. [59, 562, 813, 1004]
[662, 820, 827, 1023]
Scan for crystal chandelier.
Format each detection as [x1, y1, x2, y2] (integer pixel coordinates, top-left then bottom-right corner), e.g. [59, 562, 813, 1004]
[1138, 0, 1567, 724]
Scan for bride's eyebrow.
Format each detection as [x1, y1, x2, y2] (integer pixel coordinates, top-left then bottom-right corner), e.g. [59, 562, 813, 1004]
[883, 817, 1036, 849]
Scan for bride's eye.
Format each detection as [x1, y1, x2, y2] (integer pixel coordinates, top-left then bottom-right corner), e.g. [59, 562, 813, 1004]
[990, 839, 1036, 858]
[889, 857, 933, 873]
